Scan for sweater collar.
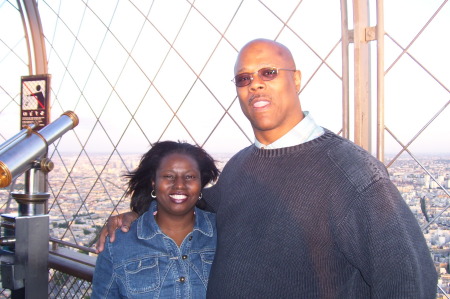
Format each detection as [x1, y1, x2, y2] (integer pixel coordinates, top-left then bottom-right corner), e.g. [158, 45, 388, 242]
[251, 129, 335, 158]
[254, 111, 324, 149]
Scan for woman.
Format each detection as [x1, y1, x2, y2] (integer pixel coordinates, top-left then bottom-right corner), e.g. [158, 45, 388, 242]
[92, 141, 219, 298]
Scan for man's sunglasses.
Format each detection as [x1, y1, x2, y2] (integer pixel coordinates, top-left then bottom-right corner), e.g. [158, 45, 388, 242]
[232, 67, 296, 87]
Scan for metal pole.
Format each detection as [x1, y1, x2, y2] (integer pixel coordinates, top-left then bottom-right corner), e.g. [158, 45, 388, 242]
[13, 215, 49, 299]
[340, 0, 350, 139]
[376, 0, 385, 162]
[352, 0, 371, 151]
[20, 0, 48, 75]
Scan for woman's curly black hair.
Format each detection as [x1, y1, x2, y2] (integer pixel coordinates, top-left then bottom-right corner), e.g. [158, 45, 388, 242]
[124, 141, 220, 216]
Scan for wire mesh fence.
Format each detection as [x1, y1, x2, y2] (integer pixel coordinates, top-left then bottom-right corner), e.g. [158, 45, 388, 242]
[0, 0, 449, 297]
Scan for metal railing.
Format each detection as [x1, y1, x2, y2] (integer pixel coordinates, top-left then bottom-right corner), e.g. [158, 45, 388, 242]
[48, 238, 95, 298]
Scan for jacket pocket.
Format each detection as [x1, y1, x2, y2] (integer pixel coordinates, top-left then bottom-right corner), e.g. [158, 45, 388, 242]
[124, 257, 161, 294]
[200, 251, 215, 279]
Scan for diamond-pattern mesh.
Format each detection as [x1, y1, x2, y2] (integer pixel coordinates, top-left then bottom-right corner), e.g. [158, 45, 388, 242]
[0, 0, 449, 297]
[48, 269, 92, 299]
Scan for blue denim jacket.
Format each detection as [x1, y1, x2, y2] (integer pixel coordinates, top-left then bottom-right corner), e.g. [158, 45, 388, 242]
[92, 201, 217, 299]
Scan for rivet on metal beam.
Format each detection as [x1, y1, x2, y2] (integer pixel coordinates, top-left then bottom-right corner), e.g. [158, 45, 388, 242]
[365, 26, 377, 41]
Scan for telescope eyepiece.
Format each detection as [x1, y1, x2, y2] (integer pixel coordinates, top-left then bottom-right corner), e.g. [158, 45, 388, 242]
[0, 161, 12, 188]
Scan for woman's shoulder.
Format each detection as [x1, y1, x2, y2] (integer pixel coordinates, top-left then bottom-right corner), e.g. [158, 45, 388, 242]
[194, 207, 217, 236]
[196, 207, 216, 221]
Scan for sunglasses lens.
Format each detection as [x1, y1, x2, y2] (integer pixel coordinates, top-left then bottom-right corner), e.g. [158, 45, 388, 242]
[259, 68, 278, 80]
[234, 74, 252, 87]
[258, 67, 278, 81]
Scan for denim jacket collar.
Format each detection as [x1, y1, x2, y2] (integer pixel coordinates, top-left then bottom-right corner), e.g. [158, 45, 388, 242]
[137, 200, 215, 240]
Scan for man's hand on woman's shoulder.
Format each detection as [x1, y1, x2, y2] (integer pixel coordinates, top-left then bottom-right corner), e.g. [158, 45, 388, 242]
[95, 211, 139, 253]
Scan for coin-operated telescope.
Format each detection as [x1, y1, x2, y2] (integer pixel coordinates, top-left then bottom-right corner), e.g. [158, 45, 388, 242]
[0, 111, 79, 298]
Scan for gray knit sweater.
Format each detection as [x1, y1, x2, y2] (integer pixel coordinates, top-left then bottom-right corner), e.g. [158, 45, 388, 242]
[204, 130, 437, 298]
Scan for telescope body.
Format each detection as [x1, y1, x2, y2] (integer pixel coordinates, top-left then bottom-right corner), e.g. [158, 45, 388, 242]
[0, 111, 78, 188]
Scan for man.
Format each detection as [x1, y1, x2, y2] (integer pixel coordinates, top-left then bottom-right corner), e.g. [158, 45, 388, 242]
[96, 39, 437, 298]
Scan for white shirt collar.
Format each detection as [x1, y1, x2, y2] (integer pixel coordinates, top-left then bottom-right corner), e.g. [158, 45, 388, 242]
[254, 111, 324, 149]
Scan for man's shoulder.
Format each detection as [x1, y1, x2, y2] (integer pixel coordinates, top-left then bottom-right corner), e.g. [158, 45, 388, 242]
[222, 145, 254, 167]
[326, 136, 389, 192]
[231, 144, 254, 157]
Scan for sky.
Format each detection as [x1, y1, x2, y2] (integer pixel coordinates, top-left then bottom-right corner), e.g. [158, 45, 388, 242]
[0, 0, 448, 157]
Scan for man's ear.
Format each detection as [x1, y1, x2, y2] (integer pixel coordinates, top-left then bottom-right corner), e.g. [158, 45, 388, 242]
[295, 70, 302, 92]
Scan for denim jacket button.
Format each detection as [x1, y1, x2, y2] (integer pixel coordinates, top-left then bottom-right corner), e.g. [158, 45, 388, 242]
[179, 276, 186, 283]
[189, 236, 193, 241]
[182, 255, 188, 260]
